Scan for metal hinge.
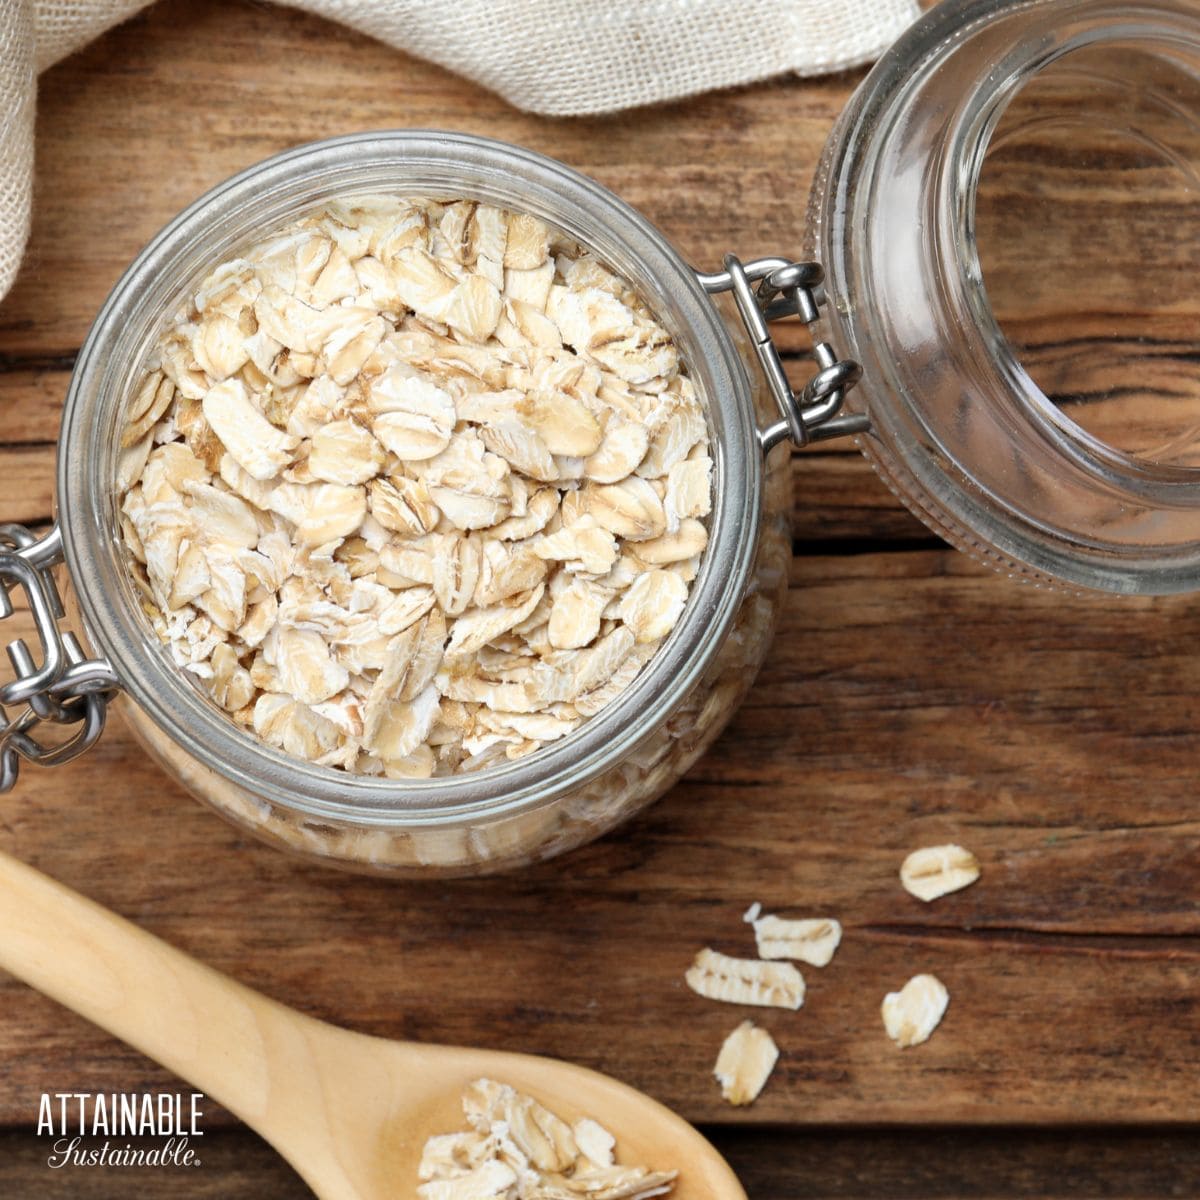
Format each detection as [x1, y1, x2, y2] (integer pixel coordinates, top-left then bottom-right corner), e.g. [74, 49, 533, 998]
[0, 524, 119, 792]
[699, 254, 868, 452]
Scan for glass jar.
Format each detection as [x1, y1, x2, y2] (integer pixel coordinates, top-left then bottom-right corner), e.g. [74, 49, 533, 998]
[809, 0, 1200, 593]
[24, 132, 813, 876]
[6, 0, 1193, 874]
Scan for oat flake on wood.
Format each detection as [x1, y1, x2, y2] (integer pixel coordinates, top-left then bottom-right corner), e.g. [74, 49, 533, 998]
[881, 973, 949, 1048]
[684, 947, 805, 1010]
[900, 844, 980, 902]
[744, 907, 842, 968]
[713, 1021, 779, 1106]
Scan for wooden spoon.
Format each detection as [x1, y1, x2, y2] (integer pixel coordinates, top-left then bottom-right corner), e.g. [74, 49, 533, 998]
[0, 849, 745, 1199]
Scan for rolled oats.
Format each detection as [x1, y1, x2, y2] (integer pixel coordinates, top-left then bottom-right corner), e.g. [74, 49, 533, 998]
[201, 378, 299, 480]
[585, 478, 667, 542]
[618, 571, 687, 645]
[419, 1079, 676, 1199]
[881, 973, 949, 1048]
[899, 844, 981, 902]
[308, 419, 384, 485]
[714, 1021, 779, 1106]
[118, 196, 711, 777]
[634, 519, 708, 566]
[684, 947, 805, 1010]
[746, 911, 842, 968]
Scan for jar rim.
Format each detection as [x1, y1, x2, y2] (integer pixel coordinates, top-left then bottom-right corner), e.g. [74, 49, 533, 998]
[59, 131, 763, 826]
[814, 0, 1200, 594]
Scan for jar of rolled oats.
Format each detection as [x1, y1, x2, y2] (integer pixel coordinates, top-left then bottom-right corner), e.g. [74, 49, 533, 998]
[3, 0, 1190, 875]
[12, 130, 813, 876]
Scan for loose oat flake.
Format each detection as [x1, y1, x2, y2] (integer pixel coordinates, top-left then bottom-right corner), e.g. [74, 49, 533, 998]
[713, 1021, 778, 1106]
[418, 1078, 676, 1199]
[745, 909, 842, 968]
[899, 844, 980, 902]
[881, 974, 949, 1048]
[117, 196, 711, 777]
[684, 947, 805, 1010]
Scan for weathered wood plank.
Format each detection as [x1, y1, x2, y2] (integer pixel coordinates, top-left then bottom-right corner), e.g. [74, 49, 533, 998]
[1, 550, 1199, 1130]
[4, 1125, 1200, 1199]
[0, 0, 855, 359]
[0, 366, 68, 443]
[721, 1127, 1200, 1199]
[2, 0, 1199, 1187]
[0, 1130, 305, 1197]
[791, 448, 932, 545]
[0, 446, 55, 524]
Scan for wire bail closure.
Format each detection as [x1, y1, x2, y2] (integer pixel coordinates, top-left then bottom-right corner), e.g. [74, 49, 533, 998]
[698, 254, 867, 452]
[0, 523, 119, 792]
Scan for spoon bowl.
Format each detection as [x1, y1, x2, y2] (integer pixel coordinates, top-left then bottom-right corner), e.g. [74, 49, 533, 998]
[0, 849, 744, 1199]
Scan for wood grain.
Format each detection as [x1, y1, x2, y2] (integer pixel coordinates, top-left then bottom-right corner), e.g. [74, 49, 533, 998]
[6, 1126, 1200, 1199]
[0, 851, 742, 1200]
[0, 0, 854, 360]
[2, 0, 1199, 1196]
[2, 549, 1200, 1132]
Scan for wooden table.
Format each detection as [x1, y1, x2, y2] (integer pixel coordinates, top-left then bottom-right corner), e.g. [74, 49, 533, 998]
[2, 2, 1199, 1195]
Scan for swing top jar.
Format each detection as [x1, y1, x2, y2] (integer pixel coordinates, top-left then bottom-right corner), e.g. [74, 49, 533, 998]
[42, 131, 809, 876]
[5, 0, 1194, 875]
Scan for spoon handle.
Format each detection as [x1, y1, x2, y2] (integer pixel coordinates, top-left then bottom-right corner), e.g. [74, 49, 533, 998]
[0, 849, 750, 1200]
[0, 848, 316, 1137]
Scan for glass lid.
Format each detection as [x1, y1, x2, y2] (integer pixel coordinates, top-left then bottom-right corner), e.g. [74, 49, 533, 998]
[810, 0, 1200, 594]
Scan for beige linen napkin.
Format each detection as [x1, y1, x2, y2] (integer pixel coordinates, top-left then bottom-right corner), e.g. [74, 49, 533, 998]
[0, 0, 919, 301]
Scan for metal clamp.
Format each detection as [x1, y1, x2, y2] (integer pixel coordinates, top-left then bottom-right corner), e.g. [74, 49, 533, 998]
[699, 255, 868, 452]
[0, 524, 119, 792]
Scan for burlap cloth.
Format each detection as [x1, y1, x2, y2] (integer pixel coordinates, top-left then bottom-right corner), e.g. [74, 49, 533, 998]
[0, 0, 919, 302]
